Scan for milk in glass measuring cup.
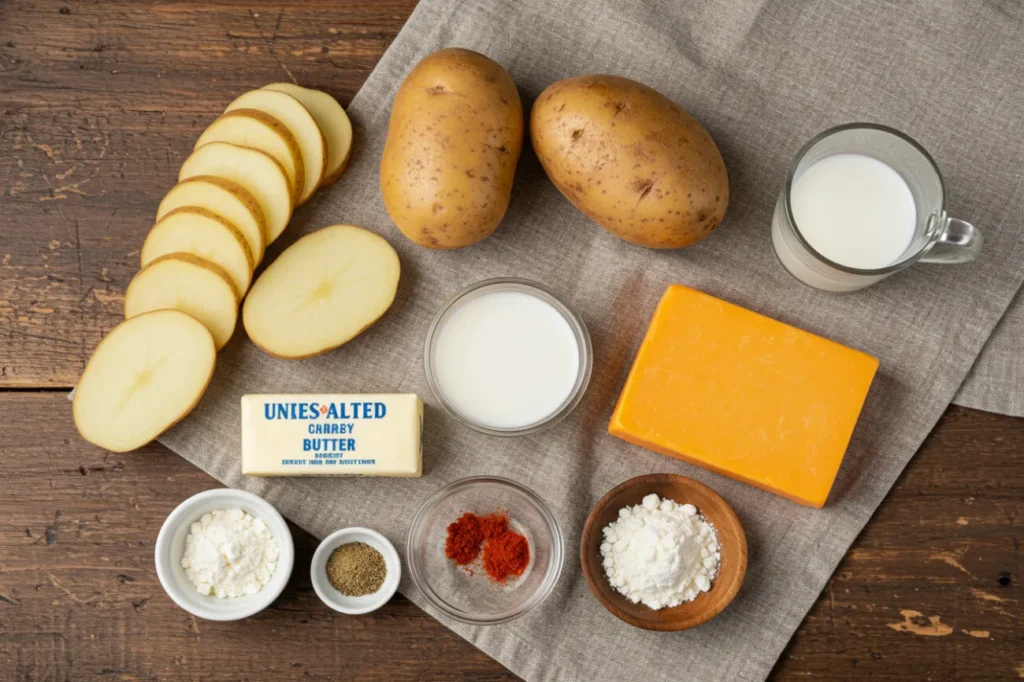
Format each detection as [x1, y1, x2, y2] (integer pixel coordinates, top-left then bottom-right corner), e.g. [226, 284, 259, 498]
[771, 123, 982, 292]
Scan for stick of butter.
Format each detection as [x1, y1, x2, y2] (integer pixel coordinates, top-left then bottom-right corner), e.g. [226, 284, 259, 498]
[241, 394, 422, 477]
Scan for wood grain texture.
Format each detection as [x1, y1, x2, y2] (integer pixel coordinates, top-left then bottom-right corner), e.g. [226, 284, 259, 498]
[1, 1, 1021, 680]
[0, 0, 417, 387]
[0, 396, 1020, 681]
[0, 393, 513, 682]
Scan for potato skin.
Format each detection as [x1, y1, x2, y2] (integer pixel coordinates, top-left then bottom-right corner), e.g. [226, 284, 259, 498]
[380, 48, 523, 249]
[531, 75, 728, 249]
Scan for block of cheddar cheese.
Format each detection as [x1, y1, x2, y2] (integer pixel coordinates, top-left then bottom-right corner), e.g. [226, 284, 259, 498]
[609, 285, 878, 507]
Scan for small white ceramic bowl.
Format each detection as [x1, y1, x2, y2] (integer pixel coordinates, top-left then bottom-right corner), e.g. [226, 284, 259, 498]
[311, 527, 401, 615]
[155, 488, 295, 621]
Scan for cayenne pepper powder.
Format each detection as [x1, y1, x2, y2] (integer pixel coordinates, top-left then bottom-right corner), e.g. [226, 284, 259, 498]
[483, 528, 530, 582]
[479, 513, 508, 540]
[444, 511, 530, 582]
[444, 513, 483, 565]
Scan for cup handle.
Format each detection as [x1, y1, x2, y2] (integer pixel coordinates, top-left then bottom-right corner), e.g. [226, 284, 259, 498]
[919, 217, 983, 264]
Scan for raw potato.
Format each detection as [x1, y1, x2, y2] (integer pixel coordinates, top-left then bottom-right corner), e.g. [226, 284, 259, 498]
[179, 141, 293, 244]
[73, 309, 216, 453]
[243, 225, 400, 359]
[225, 89, 326, 203]
[380, 48, 523, 249]
[531, 74, 729, 249]
[264, 82, 352, 185]
[141, 207, 253, 298]
[195, 109, 305, 205]
[125, 253, 240, 349]
[157, 176, 267, 265]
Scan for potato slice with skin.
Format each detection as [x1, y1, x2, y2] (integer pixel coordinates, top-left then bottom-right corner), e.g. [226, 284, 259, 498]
[225, 89, 326, 203]
[243, 224, 400, 359]
[179, 141, 292, 244]
[141, 207, 253, 298]
[73, 309, 216, 453]
[195, 110, 305, 205]
[125, 253, 239, 349]
[157, 176, 267, 265]
[264, 83, 352, 185]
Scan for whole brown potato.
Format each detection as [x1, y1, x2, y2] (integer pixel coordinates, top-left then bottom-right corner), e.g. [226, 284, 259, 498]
[531, 75, 728, 249]
[380, 48, 523, 249]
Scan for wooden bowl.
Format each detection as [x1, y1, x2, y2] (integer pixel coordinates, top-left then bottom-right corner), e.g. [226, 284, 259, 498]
[580, 474, 747, 631]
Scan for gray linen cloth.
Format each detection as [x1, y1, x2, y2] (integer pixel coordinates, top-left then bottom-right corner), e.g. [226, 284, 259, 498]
[161, 1, 1024, 680]
[956, 290, 1024, 416]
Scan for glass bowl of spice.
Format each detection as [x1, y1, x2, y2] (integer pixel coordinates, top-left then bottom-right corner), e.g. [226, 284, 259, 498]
[407, 476, 564, 625]
[311, 527, 401, 615]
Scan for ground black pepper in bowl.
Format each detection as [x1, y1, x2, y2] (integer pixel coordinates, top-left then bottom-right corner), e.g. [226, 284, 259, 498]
[326, 541, 387, 596]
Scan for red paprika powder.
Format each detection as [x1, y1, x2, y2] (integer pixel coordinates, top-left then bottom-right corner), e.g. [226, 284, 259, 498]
[479, 513, 508, 540]
[444, 512, 483, 565]
[483, 528, 530, 582]
[444, 511, 530, 582]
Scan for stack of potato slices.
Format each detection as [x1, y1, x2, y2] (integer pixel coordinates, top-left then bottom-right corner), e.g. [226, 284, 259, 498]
[74, 84, 353, 452]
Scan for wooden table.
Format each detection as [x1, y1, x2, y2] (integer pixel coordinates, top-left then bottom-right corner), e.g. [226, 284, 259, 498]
[1, 2, 1020, 680]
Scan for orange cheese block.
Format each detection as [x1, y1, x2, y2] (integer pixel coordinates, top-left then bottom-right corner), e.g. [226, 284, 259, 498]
[609, 285, 878, 507]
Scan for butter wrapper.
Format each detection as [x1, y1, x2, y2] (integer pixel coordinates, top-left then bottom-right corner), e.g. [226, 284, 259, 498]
[241, 394, 422, 477]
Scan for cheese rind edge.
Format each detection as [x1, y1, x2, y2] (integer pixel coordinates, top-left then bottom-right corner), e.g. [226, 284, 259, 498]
[609, 285, 878, 508]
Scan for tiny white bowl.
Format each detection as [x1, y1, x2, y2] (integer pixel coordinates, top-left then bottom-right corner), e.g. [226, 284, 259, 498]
[155, 488, 295, 621]
[311, 527, 401, 615]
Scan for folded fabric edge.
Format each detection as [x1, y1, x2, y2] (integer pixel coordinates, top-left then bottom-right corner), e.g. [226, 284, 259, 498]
[953, 283, 1024, 417]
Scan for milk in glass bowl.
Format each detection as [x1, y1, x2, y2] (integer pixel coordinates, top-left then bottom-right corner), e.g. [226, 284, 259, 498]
[424, 278, 592, 436]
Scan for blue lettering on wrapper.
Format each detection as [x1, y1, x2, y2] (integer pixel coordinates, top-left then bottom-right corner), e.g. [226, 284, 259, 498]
[303, 438, 357, 452]
[265, 402, 319, 420]
[308, 422, 354, 435]
[264, 401, 387, 420]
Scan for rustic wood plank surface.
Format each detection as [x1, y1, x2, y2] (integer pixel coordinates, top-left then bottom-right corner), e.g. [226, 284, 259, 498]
[1, 2, 1021, 681]
[1, 396, 1020, 681]
[1, 0, 415, 386]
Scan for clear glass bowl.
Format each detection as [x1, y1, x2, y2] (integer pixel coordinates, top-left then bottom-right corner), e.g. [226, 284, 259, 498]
[423, 278, 593, 437]
[406, 476, 564, 625]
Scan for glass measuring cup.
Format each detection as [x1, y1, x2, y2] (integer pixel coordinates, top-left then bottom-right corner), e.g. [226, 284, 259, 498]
[771, 123, 982, 292]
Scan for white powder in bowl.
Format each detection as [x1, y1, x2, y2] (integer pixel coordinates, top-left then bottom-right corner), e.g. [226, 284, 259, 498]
[600, 493, 720, 610]
[181, 508, 280, 598]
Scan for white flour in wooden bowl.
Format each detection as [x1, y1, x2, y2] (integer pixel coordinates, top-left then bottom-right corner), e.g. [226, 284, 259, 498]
[600, 494, 720, 609]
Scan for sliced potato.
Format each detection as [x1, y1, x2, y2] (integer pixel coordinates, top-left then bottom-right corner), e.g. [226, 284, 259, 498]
[243, 224, 400, 359]
[141, 207, 253, 298]
[179, 141, 292, 244]
[73, 309, 216, 452]
[264, 83, 352, 185]
[157, 176, 267, 265]
[225, 89, 326, 203]
[195, 110, 305, 205]
[125, 253, 239, 349]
